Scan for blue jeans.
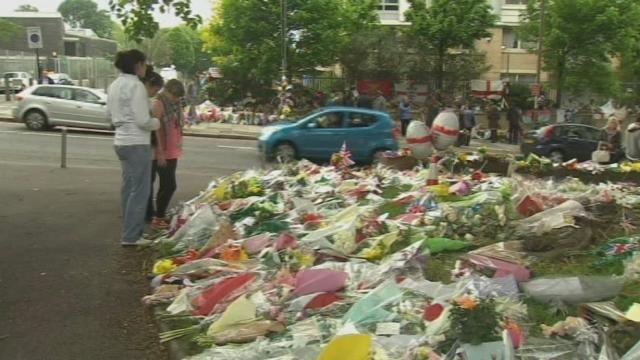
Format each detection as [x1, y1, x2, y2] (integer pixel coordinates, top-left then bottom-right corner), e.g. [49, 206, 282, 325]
[115, 145, 152, 243]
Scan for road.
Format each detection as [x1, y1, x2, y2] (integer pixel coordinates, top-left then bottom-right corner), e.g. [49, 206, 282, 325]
[0, 122, 260, 359]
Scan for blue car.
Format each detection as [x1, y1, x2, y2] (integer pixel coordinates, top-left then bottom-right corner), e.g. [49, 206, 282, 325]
[258, 107, 399, 163]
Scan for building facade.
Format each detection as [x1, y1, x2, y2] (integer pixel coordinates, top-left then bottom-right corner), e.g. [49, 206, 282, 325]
[377, 0, 548, 84]
[0, 12, 117, 59]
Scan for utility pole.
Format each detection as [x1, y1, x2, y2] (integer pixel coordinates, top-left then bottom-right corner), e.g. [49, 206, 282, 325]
[281, 0, 287, 82]
[534, 0, 546, 121]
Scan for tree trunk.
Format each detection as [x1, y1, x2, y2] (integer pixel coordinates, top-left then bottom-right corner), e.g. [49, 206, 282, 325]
[555, 56, 565, 106]
[436, 49, 445, 91]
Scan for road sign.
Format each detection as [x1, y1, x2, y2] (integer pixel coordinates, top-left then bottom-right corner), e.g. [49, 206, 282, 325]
[531, 83, 542, 97]
[27, 27, 43, 49]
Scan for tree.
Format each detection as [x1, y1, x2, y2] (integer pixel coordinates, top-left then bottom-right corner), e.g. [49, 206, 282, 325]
[203, 0, 379, 102]
[521, 0, 640, 104]
[166, 26, 208, 76]
[109, 0, 201, 42]
[0, 19, 24, 43]
[15, 4, 39, 12]
[58, 0, 114, 39]
[404, 0, 496, 90]
[113, 24, 171, 65]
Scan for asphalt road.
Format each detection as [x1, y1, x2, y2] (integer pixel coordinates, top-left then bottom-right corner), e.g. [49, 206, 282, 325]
[0, 122, 260, 359]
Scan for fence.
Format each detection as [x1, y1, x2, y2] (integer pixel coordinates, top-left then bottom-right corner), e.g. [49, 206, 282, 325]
[0, 49, 117, 90]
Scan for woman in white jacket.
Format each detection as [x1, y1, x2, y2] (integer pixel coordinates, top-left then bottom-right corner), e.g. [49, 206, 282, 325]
[107, 49, 160, 246]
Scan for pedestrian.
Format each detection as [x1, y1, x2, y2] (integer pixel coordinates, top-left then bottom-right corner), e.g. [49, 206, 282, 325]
[343, 89, 355, 107]
[356, 91, 373, 109]
[108, 49, 160, 246]
[601, 117, 623, 162]
[399, 96, 412, 137]
[147, 79, 186, 230]
[426, 96, 441, 128]
[372, 91, 388, 112]
[487, 102, 500, 143]
[507, 103, 522, 145]
[461, 103, 476, 146]
[186, 76, 200, 126]
[38, 70, 54, 85]
[625, 115, 640, 161]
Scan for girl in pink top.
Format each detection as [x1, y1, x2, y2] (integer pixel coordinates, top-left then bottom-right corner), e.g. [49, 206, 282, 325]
[148, 79, 185, 230]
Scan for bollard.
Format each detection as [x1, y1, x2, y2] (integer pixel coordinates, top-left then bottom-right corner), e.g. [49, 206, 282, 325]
[61, 127, 68, 168]
[4, 76, 10, 101]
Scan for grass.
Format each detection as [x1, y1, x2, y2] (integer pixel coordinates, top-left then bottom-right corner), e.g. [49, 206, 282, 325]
[524, 297, 578, 336]
[425, 253, 462, 283]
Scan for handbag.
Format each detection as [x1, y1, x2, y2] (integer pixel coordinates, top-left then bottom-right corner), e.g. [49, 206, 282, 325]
[592, 141, 611, 163]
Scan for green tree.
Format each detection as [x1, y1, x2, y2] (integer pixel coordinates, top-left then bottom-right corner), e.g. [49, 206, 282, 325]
[15, 4, 39, 12]
[113, 24, 171, 65]
[0, 19, 24, 43]
[404, 0, 496, 90]
[166, 26, 208, 76]
[109, 0, 201, 42]
[521, 0, 640, 104]
[203, 0, 378, 101]
[58, 0, 114, 39]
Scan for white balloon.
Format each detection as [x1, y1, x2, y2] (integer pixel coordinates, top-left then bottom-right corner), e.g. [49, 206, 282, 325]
[406, 120, 433, 161]
[432, 111, 460, 151]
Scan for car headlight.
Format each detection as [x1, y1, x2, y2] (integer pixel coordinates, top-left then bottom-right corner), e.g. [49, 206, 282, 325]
[260, 127, 278, 139]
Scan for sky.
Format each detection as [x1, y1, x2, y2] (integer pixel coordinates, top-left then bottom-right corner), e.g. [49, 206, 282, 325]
[2, 0, 215, 27]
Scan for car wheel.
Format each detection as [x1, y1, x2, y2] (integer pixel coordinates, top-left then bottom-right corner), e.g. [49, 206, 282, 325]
[24, 110, 48, 131]
[549, 150, 564, 163]
[274, 143, 297, 163]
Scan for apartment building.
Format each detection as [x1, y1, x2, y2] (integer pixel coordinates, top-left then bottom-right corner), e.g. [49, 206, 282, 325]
[377, 0, 549, 84]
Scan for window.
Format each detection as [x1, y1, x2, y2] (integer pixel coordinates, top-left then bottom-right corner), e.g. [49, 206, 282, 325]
[347, 113, 378, 128]
[502, 27, 536, 50]
[312, 112, 344, 128]
[33, 86, 73, 100]
[74, 90, 99, 103]
[377, 0, 399, 11]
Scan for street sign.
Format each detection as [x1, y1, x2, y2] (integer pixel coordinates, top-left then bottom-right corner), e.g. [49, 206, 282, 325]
[531, 83, 542, 97]
[27, 27, 43, 49]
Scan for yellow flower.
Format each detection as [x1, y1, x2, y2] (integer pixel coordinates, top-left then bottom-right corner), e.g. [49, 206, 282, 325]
[153, 259, 177, 275]
[362, 246, 384, 261]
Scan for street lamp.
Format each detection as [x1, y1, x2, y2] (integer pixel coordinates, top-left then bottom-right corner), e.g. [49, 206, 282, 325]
[501, 45, 510, 79]
[281, 0, 287, 82]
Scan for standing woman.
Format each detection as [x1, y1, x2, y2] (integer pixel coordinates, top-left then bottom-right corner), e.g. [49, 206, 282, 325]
[148, 79, 186, 230]
[108, 49, 160, 246]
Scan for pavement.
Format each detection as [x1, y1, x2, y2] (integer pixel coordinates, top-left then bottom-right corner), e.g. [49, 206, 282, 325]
[0, 122, 261, 359]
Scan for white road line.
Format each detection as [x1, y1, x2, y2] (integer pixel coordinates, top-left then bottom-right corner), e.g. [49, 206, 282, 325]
[0, 130, 112, 140]
[217, 145, 255, 150]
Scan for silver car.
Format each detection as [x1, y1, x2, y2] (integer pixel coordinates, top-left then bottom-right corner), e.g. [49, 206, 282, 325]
[13, 85, 109, 131]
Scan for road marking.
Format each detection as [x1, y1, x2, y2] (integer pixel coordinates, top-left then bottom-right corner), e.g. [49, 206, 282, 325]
[0, 129, 113, 141]
[217, 145, 255, 150]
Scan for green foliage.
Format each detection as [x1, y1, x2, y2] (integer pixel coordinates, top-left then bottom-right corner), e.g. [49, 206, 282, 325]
[113, 24, 171, 65]
[405, 0, 497, 90]
[520, 0, 640, 104]
[443, 298, 501, 348]
[0, 19, 24, 43]
[15, 4, 39, 12]
[58, 0, 114, 38]
[509, 83, 534, 110]
[108, 0, 201, 42]
[203, 0, 379, 98]
[166, 26, 208, 76]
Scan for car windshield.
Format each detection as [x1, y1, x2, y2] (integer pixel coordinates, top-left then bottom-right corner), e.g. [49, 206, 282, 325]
[4, 73, 18, 79]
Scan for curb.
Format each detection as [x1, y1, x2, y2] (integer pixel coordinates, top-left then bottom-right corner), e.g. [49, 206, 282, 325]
[0, 117, 260, 140]
[152, 308, 189, 360]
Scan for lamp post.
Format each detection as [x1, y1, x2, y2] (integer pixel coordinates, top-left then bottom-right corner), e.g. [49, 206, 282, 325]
[281, 0, 287, 83]
[501, 46, 511, 79]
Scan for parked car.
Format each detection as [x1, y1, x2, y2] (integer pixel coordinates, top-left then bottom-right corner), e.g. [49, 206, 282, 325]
[520, 123, 603, 163]
[13, 85, 109, 131]
[2, 71, 32, 92]
[49, 73, 74, 85]
[258, 107, 398, 163]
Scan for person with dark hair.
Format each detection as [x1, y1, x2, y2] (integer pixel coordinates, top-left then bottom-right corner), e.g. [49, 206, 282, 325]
[143, 69, 164, 98]
[108, 49, 160, 246]
[147, 79, 186, 230]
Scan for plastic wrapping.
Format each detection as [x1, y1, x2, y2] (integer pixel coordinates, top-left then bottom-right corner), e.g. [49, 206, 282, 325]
[171, 205, 219, 249]
[516, 200, 586, 234]
[318, 334, 371, 360]
[523, 276, 625, 304]
[294, 269, 348, 296]
[343, 280, 403, 325]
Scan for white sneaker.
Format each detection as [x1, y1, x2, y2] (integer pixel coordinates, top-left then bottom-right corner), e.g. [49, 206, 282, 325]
[120, 238, 153, 247]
